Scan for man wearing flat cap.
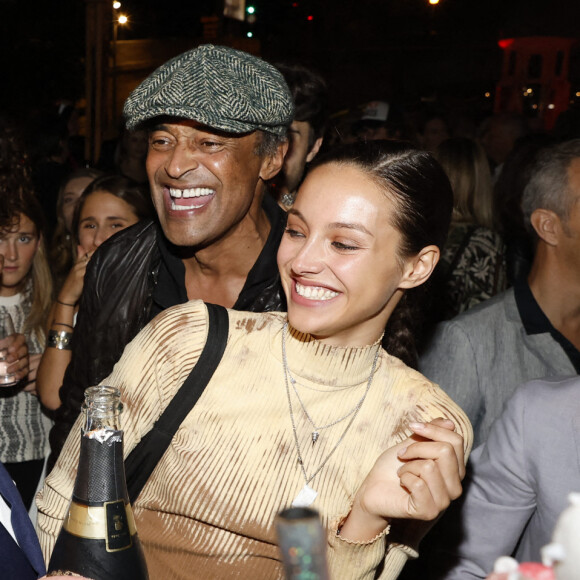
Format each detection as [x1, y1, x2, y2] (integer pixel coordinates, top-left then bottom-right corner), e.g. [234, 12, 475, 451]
[47, 44, 294, 467]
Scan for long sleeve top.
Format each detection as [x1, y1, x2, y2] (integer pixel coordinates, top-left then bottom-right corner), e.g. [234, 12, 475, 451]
[38, 300, 472, 579]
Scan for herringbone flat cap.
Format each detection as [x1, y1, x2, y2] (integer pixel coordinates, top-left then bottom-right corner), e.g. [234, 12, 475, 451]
[124, 44, 294, 136]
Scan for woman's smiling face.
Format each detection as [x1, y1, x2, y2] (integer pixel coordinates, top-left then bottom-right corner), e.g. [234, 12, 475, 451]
[277, 162, 420, 347]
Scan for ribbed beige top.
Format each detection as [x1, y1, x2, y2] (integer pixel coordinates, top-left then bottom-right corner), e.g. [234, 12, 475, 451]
[37, 300, 472, 579]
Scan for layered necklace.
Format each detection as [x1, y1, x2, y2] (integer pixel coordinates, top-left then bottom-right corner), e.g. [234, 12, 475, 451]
[282, 322, 381, 507]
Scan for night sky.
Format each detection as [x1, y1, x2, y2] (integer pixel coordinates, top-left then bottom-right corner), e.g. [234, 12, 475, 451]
[1, 0, 578, 118]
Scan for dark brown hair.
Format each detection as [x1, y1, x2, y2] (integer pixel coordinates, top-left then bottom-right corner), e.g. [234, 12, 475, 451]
[312, 140, 453, 368]
[72, 174, 154, 245]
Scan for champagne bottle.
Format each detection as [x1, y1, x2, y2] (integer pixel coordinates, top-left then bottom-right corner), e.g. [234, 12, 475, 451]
[48, 386, 149, 580]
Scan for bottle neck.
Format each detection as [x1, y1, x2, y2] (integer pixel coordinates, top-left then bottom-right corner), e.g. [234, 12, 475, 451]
[73, 385, 129, 505]
[82, 385, 123, 433]
[73, 431, 128, 504]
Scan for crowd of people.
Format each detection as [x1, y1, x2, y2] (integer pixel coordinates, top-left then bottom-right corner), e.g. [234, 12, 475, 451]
[0, 41, 579, 579]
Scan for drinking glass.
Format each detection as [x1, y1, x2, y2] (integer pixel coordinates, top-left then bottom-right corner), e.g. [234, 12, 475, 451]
[0, 310, 18, 386]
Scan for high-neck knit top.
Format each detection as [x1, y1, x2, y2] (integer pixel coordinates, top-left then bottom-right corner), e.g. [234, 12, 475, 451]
[37, 300, 472, 579]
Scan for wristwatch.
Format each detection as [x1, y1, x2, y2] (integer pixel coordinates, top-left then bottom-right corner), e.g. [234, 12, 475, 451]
[47, 329, 73, 350]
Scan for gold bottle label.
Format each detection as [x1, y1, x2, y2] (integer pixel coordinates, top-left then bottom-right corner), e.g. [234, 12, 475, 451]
[63, 499, 137, 552]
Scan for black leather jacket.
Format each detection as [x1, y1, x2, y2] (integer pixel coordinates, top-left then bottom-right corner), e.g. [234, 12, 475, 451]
[49, 197, 287, 468]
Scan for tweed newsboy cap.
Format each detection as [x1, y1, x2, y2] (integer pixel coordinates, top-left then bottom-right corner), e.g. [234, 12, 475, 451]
[123, 44, 294, 136]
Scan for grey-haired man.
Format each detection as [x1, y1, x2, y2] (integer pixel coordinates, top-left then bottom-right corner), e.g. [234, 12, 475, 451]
[48, 45, 293, 467]
[420, 139, 580, 448]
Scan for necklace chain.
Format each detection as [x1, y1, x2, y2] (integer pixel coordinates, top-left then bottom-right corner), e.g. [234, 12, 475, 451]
[288, 369, 371, 442]
[282, 322, 381, 486]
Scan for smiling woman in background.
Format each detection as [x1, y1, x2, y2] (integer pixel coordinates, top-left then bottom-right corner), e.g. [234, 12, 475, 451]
[38, 142, 472, 580]
[36, 174, 153, 411]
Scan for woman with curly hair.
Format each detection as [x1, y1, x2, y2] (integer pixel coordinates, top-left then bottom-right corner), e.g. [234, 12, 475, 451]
[0, 117, 53, 508]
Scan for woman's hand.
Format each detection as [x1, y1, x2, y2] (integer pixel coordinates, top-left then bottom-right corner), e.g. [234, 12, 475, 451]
[339, 418, 465, 542]
[0, 333, 29, 385]
[58, 248, 92, 307]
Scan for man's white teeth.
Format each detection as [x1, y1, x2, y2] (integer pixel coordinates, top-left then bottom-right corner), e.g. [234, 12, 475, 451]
[295, 282, 339, 301]
[169, 187, 214, 199]
[169, 187, 214, 210]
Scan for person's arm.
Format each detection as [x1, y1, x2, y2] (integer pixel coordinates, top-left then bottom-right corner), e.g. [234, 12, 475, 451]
[37, 251, 90, 410]
[38, 300, 209, 559]
[36, 303, 73, 409]
[433, 387, 536, 579]
[339, 420, 465, 541]
[419, 320, 483, 432]
[326, 410, 471, 580]
[328, 374, 473, 580]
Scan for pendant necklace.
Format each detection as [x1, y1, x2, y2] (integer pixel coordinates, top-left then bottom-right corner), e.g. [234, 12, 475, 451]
[287, 369, 373, 444]
[282, 322, 381, 507]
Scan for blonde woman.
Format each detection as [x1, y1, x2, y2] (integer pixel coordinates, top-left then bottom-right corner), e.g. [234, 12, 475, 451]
[432, 137, 507, 322]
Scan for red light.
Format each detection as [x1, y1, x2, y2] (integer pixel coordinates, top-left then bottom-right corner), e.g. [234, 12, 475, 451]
[307, 15, 313, 21]
[498, 38, 515, 50]
[292, 2, 298, 6]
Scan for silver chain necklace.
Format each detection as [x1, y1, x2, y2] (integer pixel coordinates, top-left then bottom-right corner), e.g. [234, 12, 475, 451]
[282, 322, 381, 507]
[287, 359, 375, 444]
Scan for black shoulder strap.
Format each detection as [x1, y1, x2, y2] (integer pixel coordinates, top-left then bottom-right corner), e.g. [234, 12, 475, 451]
[125, 303, 229, 503]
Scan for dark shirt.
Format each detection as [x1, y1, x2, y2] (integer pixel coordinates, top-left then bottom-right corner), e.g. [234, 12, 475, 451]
[151, 193, 287, 317]
[515, 280, 580, 373]
[0, 462, 45, 579]
[50, 195, 287, 469]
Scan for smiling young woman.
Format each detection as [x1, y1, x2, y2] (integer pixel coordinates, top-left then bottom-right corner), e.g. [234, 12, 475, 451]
[36, 175, 153, 411]
[39, 141, 472, 580]
[277, 162, 438, 349]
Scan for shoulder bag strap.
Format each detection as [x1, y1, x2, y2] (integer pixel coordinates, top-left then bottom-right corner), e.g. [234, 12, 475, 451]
[125, 302, 229, 503]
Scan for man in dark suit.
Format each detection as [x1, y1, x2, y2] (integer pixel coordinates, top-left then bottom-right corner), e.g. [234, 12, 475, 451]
[0, 460, 46, 579]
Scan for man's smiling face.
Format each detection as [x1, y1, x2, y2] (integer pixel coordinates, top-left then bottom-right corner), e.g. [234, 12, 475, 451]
[146, 119, 268, 248]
